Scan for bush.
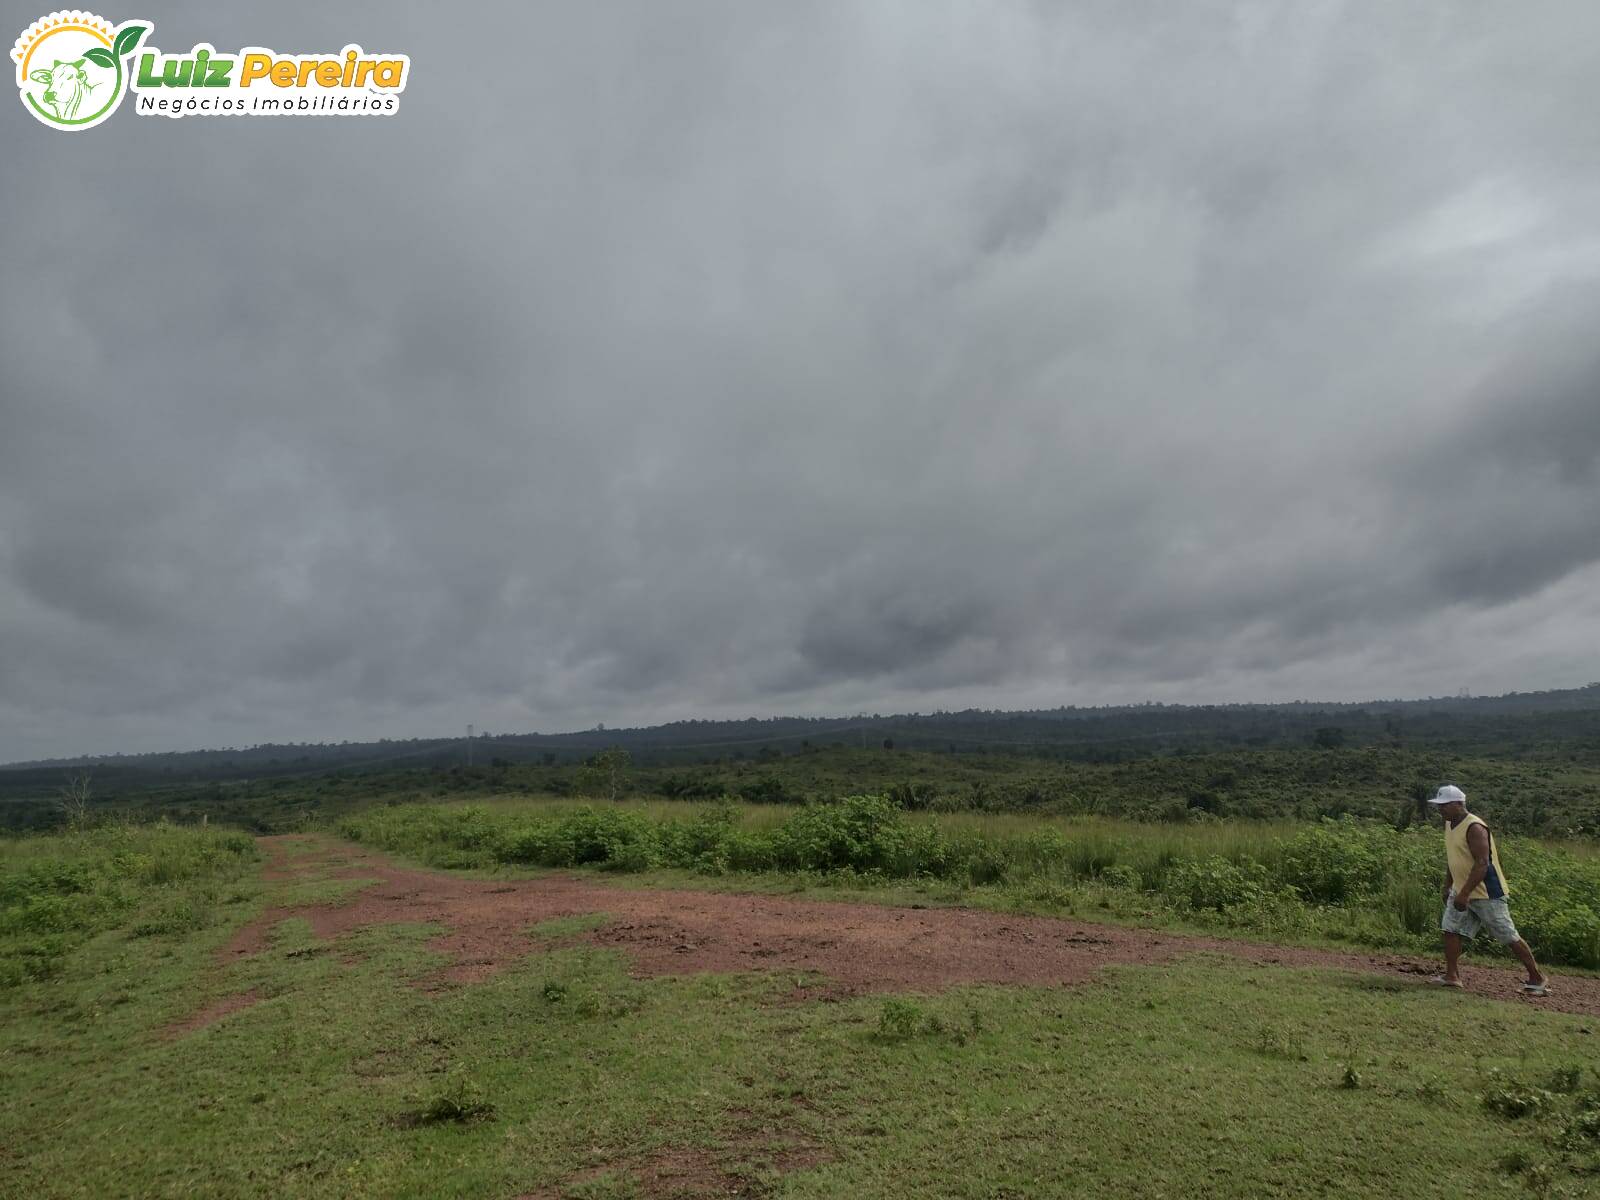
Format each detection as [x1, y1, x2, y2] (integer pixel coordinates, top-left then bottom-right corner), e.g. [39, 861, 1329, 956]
[1277, 822, 1387, 903]
[1164, 856, 1270, 912]
[657, 803, 740, 870]
[442, 806, 498, 851]
[737, 776, 803, 806]
[1482, 1073, 1554, 1120]
[1101, 864, 1142, 891]
[893, 823, 955, 878]
[1523, 905, 1600, 970]
[720, 829, 778, 873]
[886, 782, 938, 811]
[1555, 1105, 1600, 1149]
[770, 796, 907, 874]
[875, 998, 925, 1041]
[961, 841, 1012, 886]
[496, 824, 562, 865]
[490, 807, 658, 870]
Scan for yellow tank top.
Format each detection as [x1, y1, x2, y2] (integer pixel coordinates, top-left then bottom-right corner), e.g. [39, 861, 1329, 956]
[1445, 813, 1509, 901]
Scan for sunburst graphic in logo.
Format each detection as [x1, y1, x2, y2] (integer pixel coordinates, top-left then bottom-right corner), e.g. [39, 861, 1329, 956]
[12, 10, 149, 130]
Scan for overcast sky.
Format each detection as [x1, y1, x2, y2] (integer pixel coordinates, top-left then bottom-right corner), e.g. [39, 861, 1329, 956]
[4, 1, 1600, 761]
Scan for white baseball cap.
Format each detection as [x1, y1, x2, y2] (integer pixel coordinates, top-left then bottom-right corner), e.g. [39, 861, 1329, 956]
[1428, 785, 1466, 805]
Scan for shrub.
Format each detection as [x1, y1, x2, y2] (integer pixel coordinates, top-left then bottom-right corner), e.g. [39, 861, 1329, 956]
[956, 836, 1012, 886]
[1522, 905, 1600, 970]
[1013, 829, 1069, 874]
[736, 776, 802, 806]
[1164, 856, 1270, 912]
[720, 829, 778, 873]
[770, 796, 907, 874]
[496, 824, 561, 865]
[656, 803, 740, 869]
[1554, 1106, 1600, 1149]
[0, 934, 69, 986]
[1482, 1073, 1553, 1120]
[605, 838, 657, 873]
[1101, 864, 1142, 891]
[886, 782, 938, 811]
[1277, 822, 1387, 903]
[1545, 1066, 1583, 1095]
[892, 822, 955, 878]
[876, 998, 924, 1041]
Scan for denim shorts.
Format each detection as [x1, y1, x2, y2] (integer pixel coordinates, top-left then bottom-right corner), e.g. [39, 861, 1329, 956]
[1441, 897, 1520, 944]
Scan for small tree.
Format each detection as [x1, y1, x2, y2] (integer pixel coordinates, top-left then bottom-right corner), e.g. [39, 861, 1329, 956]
[576, 748, 632, 802]
[57, 772, 93, 827]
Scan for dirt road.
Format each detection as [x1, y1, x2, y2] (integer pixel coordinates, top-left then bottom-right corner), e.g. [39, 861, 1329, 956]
[217, 835, 1600, 1017]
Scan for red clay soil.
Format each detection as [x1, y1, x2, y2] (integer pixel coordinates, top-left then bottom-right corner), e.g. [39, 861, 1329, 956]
[162, 988, 262, 1037]
[211, 835, 1600, 1018]
[515, 1115, 827, 1200]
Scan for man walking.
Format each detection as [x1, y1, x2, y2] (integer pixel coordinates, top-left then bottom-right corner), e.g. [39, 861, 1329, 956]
[1428, 785, 1548, 995]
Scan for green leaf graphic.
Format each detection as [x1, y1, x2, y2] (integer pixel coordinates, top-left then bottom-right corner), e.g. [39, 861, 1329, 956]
[113, 24, 149, 60]
[83, 46, 115, 69]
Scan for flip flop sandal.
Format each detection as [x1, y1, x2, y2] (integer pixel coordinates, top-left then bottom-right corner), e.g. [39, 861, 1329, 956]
[1429, 975, 1464, 989]
[1520, 981, 1550, 996]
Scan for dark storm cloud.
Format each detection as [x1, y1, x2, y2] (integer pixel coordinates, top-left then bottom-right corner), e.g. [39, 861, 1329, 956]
[4, 0, 1600, 759]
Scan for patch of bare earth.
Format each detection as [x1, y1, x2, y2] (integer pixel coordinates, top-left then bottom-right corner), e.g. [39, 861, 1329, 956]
[516, 1106, 828, 1199]
[162, 988, 261, 1037]
[217, 835, 1600, 1018]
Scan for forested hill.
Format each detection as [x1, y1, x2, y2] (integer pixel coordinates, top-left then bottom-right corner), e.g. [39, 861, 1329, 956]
[5, 683, 1600, 786]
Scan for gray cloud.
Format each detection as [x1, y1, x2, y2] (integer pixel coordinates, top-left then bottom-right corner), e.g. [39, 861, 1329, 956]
[4, 0, 1600, 759]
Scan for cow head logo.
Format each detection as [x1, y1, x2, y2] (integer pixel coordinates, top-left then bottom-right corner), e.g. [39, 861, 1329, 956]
[12, 11, 149, 130]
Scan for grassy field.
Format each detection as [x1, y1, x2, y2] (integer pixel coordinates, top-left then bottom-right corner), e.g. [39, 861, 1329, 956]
[338, 797, 1600, 970]
[0, 821, 260, 987]
[3, 824, 1599, 1198]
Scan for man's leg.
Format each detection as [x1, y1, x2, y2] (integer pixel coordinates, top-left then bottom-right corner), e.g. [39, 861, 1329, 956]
[1442, 932, 1463, 982]
[1473, 900, 1545, 988]
[1509, 939, 1545, 986]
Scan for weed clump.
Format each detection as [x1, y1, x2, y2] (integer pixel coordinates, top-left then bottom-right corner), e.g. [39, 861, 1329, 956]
[1483, 1072, 1555, 1120]
[1254, 1026, 1308, 1062]
[875, 998, 925, 1042]
[413, 1070, 494, 1125]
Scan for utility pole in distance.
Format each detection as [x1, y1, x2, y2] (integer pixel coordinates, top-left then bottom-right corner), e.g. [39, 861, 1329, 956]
[466, 723, 474, 768]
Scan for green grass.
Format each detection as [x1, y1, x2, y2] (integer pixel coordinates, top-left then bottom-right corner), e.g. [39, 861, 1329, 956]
[0, 821, 259, 987]
[3, 823, 1599, 1197]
